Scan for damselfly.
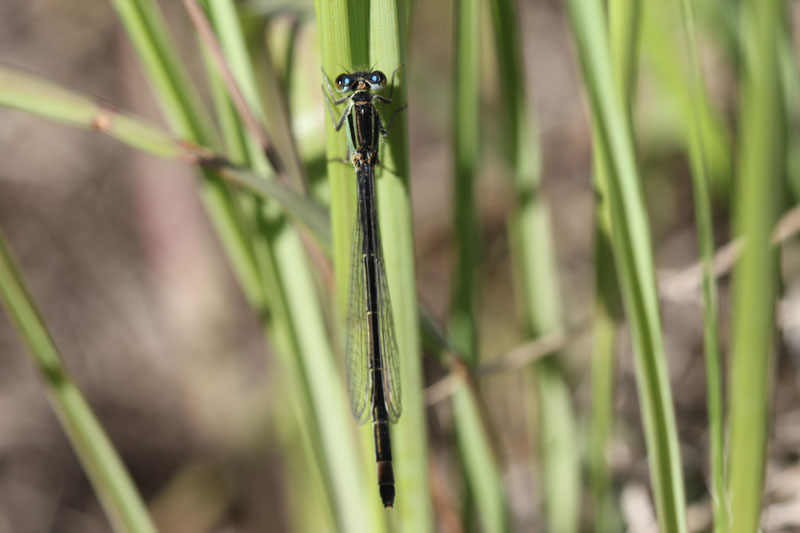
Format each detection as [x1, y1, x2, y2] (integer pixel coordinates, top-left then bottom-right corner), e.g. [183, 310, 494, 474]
[323, 68, 404, 508]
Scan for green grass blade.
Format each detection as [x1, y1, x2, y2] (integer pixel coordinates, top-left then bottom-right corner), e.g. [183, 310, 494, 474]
[451, 385, 507, 532]
[314, 0, 392, 523]
[212, 165, 331, 250]
[204, 60, 338, 529]
[588, 85, 624, 533]
[489, 0, 578, 530]
[727, 1, 786, 531]
[450, 0, 479, 364]
[673, 0, 728, 530]
[369, 0, 433, 529]
[314, 0, 366, 314]
[563, 0, 688, 530]
[109, 0, 218, 147]
[0, 64, 189, 158]
[0, 231, 156, 533]
[449, 0, 510, 531]
[588, 0, 639, 528]
[588, 233, 622, 530]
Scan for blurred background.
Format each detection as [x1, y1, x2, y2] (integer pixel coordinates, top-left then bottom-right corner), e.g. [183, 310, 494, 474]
[0, 0, 799, 531]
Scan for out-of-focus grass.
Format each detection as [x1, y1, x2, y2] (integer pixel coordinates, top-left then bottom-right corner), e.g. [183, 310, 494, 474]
[641, 0, 732, 197]
[0, 230, 156, 533]
[198, 1, 374, 531]
[449, 0, 510, 531]
[0, 0, 796, 531]
[491, 0, 579, 531]
[563, 0, 687, 530]
[728, 1, 786, 531]
[588, 0, 638, 529]
[112, 0, 370, 531]
[674, 0, 727, 530]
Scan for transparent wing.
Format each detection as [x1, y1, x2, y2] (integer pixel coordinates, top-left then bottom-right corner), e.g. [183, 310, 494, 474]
[345, 211, 372, 424]
[373, 215, 402, 423]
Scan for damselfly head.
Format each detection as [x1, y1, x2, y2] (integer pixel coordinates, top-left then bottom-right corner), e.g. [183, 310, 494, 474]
[335, 71, 387, 93]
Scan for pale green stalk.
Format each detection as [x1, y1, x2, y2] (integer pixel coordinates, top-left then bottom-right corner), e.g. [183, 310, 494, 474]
[0, 232, 156, 533]
[588, 0, 639, 528]
[674, 0, 728, 530]
[450, 0, 510, 531]
[314, 0, 366, 312]
[728, 0, 785, 531]
[370, 0, 433, 530]
[110, 0, 267, 314]
[315, 0, 391, 524]
[563, 0, 688, 530]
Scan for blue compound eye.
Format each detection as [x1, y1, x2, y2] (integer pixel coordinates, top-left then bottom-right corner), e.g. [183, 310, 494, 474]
[371, 75, 378, 82]
[343, 77, 351, 85]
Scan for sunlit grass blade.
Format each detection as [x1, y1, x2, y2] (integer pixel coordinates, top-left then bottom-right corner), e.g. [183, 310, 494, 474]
[210, 164, 331, 250]
[449, 0, 479, 367]
[369, 0, 433, 529]
[244, 19, 311, 192]
[314, 0, 366, 314]
[0, 231, 156, 533]
[0, 64, 191, 159]
[673, 0, 728, 530]
[727, 1, 786, 531]
[588, 0, 638, 529]
[563, 0, 688, 530]
[313, 0, 392, 523]
[109, 0, 218, 146]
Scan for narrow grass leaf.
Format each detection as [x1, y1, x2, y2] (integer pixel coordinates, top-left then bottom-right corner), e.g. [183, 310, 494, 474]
[563, 0, 688, 530]
[588, 0, 639, 528]
[0, 231, 156, 533]
[314, 0, 366, 313]
[674, 0, 728, 530]
[0, 64, 188, 159]
[447, 0, 511, 531]
[727, 1, 785, 531]
[370, 0, 434, 529]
